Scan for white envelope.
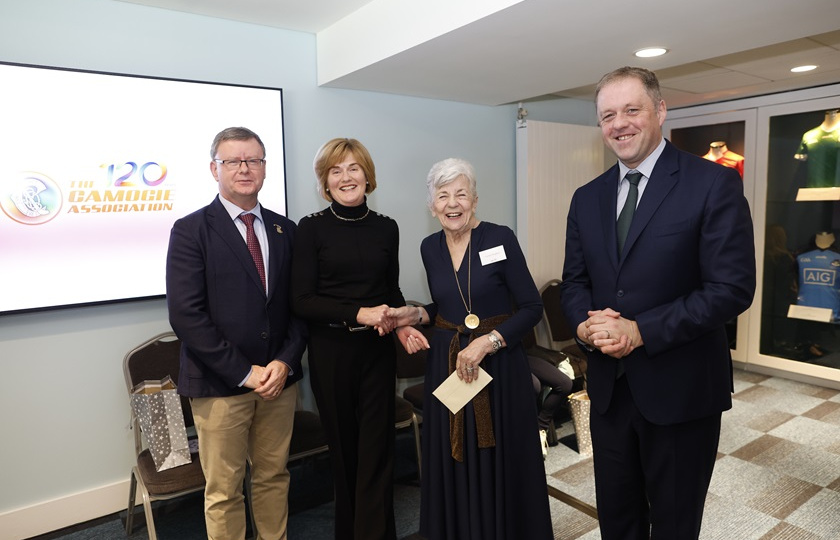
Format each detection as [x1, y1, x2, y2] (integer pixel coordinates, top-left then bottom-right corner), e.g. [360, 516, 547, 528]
[432, 367, 493, 414]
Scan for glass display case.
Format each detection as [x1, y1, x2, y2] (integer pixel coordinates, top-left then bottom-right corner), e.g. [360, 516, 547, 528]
[671, 121, 747, 180]
[664, 110, 757, 363]
[661, 87, 840, 385]
[663, 85, 840, 388]
[754, 97, 840, 379]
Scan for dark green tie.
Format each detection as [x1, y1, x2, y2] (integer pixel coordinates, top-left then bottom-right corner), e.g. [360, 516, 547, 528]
[617, 171, 642, 255]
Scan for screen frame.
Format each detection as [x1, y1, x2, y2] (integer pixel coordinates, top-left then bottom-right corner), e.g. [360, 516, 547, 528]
[0, 60, 288, 316]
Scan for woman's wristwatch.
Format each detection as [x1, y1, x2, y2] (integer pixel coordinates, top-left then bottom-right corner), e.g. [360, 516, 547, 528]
[487, 332, 502, 355]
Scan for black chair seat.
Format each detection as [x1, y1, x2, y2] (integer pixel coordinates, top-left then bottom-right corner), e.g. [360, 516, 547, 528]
[136, 449, 205, 496]
[402, 383, 424, 412]
[394, 395, 415, 425]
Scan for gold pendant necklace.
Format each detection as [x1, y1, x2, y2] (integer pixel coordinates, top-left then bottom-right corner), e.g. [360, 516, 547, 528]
[452, 237, 478, 329]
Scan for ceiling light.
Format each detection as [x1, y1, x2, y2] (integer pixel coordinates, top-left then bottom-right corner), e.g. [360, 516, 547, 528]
[634, 47, 668, 58]
[790, 65, 817, 73]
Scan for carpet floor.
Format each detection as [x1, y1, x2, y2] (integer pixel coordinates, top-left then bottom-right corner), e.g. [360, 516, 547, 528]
[546, 368, 840, 539]
[31, 368, 840, 539]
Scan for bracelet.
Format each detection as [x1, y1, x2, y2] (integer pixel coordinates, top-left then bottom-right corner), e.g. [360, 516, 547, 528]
[487, 332, 502, 354]
[416, 306, 423, 325]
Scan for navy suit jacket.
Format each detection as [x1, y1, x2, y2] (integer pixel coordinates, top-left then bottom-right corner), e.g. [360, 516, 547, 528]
[166, 195, 306, 398]
[561, 140, 755, 425]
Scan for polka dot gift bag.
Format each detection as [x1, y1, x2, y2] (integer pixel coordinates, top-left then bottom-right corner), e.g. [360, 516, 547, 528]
[129, 376, 191, 471]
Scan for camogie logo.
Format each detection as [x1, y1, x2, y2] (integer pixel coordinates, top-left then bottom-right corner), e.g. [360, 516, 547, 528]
[1, 172, 63, 225]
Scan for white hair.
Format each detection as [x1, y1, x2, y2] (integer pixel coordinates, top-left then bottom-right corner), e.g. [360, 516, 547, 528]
[425, 158, 477, 212]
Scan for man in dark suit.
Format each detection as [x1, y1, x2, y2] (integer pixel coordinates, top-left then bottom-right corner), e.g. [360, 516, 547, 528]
[166, 127, 306, 540]
[560, 68, 755, 539]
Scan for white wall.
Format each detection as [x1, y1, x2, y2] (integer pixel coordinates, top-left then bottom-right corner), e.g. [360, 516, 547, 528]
[0, 0, 594, 535]
[516, 120, 604, 289]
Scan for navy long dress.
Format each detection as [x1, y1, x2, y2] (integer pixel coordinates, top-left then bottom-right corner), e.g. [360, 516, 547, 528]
[419, 221, 553, 540]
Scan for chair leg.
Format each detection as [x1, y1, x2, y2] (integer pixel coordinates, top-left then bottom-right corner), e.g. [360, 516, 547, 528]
[547, 419, 559, 446]
[126, 468, 137, 535]
[140, 483, 157, 540]
[411, 412, 422, 480]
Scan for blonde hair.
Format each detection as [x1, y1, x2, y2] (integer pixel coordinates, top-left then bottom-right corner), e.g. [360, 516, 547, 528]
[313, 138, 376, 202]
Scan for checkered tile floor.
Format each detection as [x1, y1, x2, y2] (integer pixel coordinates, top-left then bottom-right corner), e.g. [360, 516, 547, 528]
[544, 369, 840, 539]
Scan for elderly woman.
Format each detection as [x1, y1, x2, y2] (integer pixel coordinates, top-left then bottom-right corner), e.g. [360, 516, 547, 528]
[397, 158, 553, 540]
[291, 138, 407, 540]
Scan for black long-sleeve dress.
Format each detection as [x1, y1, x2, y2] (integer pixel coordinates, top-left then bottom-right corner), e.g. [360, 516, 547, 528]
[419, 221, 553, 540]
[291, 199, 405, 540]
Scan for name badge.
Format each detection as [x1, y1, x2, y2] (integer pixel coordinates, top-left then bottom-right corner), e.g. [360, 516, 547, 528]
[479, 245, 507, 265]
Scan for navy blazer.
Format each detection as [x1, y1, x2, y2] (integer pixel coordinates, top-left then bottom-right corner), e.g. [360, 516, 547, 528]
[166, 195, 306, 398]
[561, 140, 755, 425]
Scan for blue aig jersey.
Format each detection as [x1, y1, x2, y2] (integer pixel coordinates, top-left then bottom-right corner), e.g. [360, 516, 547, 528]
[796, 249, 840, 321]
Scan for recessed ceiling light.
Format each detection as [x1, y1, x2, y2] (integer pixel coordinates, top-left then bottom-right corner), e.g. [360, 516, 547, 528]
[634, 47, 668, 58]
[791, 65, 817, 73]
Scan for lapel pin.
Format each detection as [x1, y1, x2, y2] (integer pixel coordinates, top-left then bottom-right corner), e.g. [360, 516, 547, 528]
[274, 224, 283, 234]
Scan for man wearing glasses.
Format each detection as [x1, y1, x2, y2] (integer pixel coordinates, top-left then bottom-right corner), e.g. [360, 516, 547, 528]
[166, 126, 306, 539]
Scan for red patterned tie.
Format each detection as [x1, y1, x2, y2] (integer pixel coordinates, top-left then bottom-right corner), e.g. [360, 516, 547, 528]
[239, 213, 266, 291]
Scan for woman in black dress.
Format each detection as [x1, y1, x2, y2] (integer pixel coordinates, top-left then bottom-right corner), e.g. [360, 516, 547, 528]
[398, 158, 553, 540]
[291, 138, 410, 540]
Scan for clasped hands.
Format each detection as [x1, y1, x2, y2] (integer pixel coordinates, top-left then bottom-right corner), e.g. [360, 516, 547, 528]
[579, 308, 642, 359]
[358, 304, 431, 352]
[244, 360, 289, 400]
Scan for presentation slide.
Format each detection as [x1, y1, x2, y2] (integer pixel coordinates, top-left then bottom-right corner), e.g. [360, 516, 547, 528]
[0, 62, 286, 314]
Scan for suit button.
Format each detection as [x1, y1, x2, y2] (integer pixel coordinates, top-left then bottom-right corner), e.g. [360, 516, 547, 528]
[617, 290, 625, 297]
[260, 332, 268, 340]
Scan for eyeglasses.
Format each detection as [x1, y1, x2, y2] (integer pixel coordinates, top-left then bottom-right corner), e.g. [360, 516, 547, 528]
[214, 158, 266, 170]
